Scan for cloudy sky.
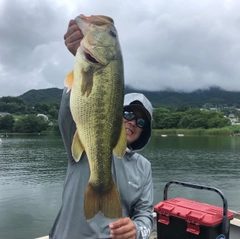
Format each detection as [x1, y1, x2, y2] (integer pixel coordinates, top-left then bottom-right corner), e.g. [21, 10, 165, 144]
[1, 0, 240, 97]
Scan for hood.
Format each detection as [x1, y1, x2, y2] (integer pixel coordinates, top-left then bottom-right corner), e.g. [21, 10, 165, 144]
[123, 93, 153, 151]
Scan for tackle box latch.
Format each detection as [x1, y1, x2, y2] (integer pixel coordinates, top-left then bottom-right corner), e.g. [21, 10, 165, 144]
[157, 204, 175, 225]
[186, 211, 204, 235]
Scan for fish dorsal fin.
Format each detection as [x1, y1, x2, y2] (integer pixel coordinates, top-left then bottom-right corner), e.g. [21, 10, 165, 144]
[72, 130, 85, 162]
[64, 70, 74, 93]
[81, 68, 94, 97]
[113, 120, 127, 158]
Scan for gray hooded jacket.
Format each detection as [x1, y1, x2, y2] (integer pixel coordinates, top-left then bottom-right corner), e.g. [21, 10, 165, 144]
[49, 90, 153, 239]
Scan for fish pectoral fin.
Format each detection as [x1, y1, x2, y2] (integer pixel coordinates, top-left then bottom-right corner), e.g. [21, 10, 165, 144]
[71, 130, 85, 162]
[64, 70, 74, 93]
[81, 68, 93, 97]
[113, 120, 127, 158]
[84, 181, 122, 220]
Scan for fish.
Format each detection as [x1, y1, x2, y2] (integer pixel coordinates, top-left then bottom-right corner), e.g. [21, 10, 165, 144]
[64, 14, 127, 220]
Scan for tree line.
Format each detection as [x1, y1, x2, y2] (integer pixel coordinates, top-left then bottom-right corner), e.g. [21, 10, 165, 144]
[0, 96, 232, 133]
[152, 107, 231, 129]
[0, 96, 59, 118]
[0, 96, 59, 133]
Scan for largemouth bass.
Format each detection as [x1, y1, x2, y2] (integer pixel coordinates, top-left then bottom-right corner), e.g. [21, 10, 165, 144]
[64, 14, 127, 220]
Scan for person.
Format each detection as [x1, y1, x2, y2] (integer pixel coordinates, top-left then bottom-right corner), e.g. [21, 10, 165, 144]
[49, 18, 154, 239]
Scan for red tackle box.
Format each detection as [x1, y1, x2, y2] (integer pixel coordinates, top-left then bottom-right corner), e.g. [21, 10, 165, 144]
[154, 181, 234, 239]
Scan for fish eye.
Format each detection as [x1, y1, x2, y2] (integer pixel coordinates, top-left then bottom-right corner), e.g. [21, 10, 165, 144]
[109, 30, 116, 37]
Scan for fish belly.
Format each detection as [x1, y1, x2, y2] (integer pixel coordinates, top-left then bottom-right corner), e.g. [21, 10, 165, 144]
[70, 60, 125, 220]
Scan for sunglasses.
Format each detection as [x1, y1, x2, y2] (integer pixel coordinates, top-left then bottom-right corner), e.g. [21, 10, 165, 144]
[123, 111, 147, 129]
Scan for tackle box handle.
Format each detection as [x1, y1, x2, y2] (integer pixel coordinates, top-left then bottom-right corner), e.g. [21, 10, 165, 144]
[163, 180, 230, 234]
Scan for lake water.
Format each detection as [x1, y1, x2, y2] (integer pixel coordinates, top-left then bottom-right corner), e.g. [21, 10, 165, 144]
[0, 134, 240, 239]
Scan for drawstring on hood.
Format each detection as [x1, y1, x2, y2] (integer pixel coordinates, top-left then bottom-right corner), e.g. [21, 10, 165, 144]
[123, 93, 153, 151]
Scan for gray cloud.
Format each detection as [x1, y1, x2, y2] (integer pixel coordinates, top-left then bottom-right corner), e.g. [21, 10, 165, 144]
[1, 0, 240, 97]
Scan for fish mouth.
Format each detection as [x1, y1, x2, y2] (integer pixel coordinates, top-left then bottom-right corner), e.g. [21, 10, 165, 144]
[84, 51, 99, 64]
[82, 45, 104, 65]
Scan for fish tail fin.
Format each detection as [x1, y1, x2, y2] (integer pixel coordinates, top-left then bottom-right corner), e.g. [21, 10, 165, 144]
[113, 120, 127, 158]
[100, 182, 122, 219]
[72, 130, 85, 162]
[84, 181, 122, 220]
[64, 70, 74, 93]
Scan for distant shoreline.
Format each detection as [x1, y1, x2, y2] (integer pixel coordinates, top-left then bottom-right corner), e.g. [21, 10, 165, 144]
[0, 132, 60, 137]
[152, 127, 240, 136]
[1, 127, 240, 137]
[0, 125, 240, 137]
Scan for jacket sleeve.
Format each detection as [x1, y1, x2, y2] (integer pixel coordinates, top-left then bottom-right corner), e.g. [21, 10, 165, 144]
[131, 160, 154, 239]
[58, 88, 76, 162]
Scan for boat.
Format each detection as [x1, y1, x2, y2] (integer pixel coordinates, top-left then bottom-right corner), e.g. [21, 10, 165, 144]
[36, 214, 240, 239]
[35, 181, 240, 239]
[177, 133, 184, 136]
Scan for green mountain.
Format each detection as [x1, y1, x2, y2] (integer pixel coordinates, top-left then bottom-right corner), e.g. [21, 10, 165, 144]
[17, 86, 240, 108]
[19, 87, 63, 105]
[125, 86, 240, 108]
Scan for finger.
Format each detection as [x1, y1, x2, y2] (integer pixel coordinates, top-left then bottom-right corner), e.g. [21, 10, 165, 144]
[109, 218, 126, 229]
[65, 41, 80, 55]
[110, 218, 136, 238]
[64, 21, 81, 40]
[64, 20, 76, 39]
[110, 226, 135, 239]
[65, 29, 83, 44]
[64, 31, 82, 56]
[68, 19, 76, 28]
[111, 224, 131, 234]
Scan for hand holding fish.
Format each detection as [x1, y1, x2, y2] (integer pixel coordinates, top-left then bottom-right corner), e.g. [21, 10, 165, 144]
[64, 19, 83, 56]
[109, 217, 137, 239]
